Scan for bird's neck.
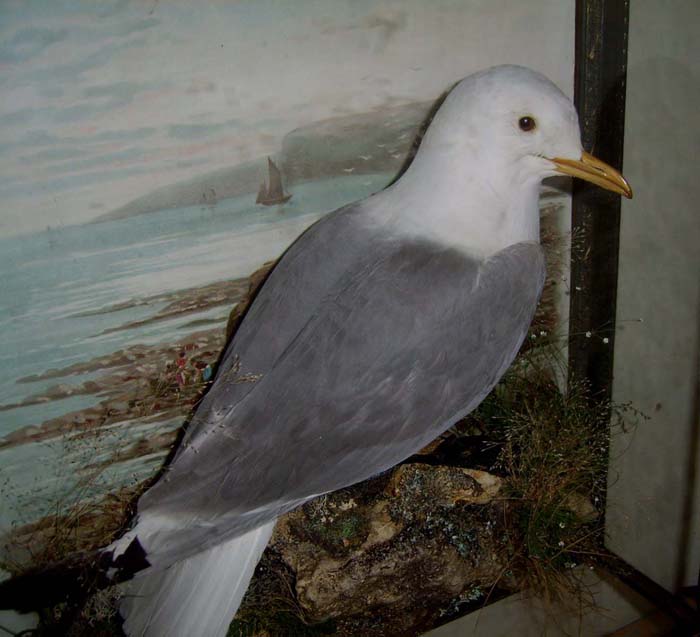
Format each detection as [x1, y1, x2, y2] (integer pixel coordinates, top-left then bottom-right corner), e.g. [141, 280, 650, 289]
[372, 153, 541, 258]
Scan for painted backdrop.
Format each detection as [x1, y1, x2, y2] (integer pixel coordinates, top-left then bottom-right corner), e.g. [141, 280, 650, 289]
[0, 1, 574, 538]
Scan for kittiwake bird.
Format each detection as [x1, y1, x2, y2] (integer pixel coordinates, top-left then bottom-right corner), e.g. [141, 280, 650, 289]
[0, 65, 631, 635]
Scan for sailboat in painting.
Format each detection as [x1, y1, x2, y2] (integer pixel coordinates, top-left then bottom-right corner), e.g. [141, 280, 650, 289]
[256, 157, 292, 206]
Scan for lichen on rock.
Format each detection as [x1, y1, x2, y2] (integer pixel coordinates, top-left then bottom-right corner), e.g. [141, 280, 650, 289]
[237, 463, 513, 636]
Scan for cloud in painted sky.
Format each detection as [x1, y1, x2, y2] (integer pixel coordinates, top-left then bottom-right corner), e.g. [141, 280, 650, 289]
[83, 81, 151, 101]
[10, 37, 149, 88]
[0, 163, 151, 200]
[2, 126, 158, 155]
[168, 119, 241, 141]
[99, 17, 160, 39]
[0, 26, 68, 63]
[19, 147, 85, 163]
[0, 109, 33, 127]
[0, 80, 156, 129]
[21, 147, 145, 173]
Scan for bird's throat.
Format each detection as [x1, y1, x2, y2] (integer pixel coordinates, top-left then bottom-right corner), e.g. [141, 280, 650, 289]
[375, 173, 541, 258]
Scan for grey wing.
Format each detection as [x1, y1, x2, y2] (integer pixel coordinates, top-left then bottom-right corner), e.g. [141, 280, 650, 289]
[177, 201, 380, 443]
[138, 238, 545, 565]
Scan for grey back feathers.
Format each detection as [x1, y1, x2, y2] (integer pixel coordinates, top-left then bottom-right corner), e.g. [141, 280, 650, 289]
[135, 200, 545, 566]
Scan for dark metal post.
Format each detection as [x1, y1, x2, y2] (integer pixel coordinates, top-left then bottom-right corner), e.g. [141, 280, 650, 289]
[569, 0, 630, 399]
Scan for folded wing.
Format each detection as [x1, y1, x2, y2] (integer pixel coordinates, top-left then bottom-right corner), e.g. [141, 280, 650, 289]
[132, 207, 545, 567]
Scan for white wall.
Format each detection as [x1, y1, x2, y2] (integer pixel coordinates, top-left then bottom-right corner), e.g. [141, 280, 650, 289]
[607, 0, 700, 590]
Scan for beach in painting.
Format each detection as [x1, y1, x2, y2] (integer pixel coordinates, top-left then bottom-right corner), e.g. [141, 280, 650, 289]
[0, 172, 393, 529]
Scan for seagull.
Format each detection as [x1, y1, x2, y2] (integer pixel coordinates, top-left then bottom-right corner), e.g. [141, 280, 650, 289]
[0, 65, 630, 636]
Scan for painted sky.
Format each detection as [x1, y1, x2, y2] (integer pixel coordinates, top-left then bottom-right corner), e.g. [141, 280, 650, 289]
[0, 0, 574, 236]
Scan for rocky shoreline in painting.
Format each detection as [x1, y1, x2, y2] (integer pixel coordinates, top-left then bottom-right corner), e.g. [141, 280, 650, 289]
[0, 265, 273, 470]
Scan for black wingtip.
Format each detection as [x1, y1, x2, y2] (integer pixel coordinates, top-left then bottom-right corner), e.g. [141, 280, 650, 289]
[108, 536, 151, 582]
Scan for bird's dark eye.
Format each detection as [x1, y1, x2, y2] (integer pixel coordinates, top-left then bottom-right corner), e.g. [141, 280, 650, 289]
[518, 116, 536, 132]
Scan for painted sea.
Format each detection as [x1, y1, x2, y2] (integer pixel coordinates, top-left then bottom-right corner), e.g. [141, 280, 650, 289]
[0, 173, 391, 530]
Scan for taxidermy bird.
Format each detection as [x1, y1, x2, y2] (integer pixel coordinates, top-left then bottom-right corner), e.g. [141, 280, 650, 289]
[0, 65, 631, 636]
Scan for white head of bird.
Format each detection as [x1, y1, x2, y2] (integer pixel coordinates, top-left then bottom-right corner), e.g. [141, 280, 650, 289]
[376, 65, 631, 257]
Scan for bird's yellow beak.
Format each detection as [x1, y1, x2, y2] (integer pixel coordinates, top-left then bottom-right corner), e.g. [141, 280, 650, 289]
[551, 151, 633, 199]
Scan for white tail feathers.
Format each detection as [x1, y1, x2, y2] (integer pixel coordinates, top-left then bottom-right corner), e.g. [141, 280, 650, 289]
[119, 521, 276, 637]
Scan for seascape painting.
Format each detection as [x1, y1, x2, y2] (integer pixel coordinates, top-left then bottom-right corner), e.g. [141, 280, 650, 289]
[0, 1, 575, 536]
